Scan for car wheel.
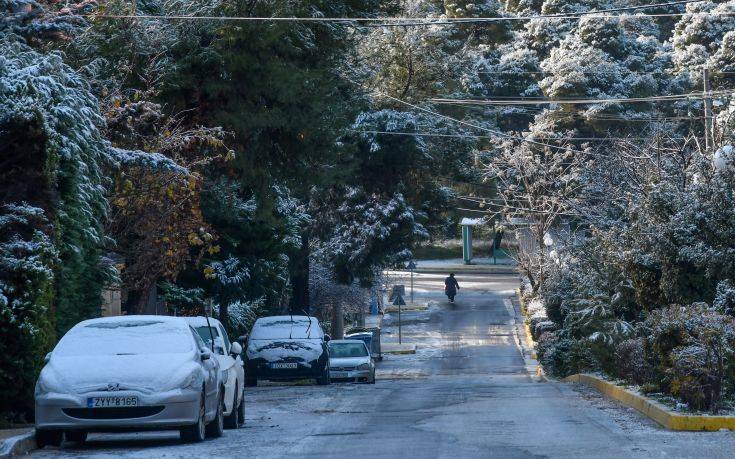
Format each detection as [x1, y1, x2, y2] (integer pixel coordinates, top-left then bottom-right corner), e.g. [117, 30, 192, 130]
[180, 393, 206, 443]
[224, 384, 240, 429]
[316, 366, 330, 385]
[65, 430, 87, 445]
[206, 391, 225, 438]
[35, 429, 63, 448]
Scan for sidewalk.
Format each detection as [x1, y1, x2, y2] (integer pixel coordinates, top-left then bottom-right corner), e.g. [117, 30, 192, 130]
[388, 258, 518, 275]
[0, 428, 34, 458]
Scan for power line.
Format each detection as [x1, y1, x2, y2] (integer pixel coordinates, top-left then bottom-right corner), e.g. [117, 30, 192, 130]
[350, 130, 684, 141]
[81, 2, 733, 26]
[475, 70, 735, 76]
[431, 90, 735, 106]
[373, 92, 587, 153]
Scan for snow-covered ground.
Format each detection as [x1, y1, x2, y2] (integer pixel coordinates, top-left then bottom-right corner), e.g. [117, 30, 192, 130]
[30, 270, 735, 458]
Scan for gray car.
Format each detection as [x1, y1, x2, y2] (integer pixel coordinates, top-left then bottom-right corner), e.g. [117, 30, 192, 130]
[328, 340, 376, 384]
[34, 316, 224, 447]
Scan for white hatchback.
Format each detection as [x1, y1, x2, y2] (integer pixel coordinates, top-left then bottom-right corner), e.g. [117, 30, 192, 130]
[186, 317, 245, 428]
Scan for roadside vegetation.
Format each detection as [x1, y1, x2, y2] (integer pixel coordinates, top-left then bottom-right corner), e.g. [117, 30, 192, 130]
[500, 2, 735, 415]
[5, 0, 735, 424]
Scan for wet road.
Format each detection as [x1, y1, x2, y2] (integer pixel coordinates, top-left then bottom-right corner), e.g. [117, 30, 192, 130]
[33, 270, 735, 458]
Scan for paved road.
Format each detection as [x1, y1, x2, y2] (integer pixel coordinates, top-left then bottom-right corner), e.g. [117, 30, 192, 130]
[33, 271, 735, 458]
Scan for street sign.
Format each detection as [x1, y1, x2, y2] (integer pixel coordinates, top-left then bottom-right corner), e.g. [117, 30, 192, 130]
[393, 293, 406, 306]
[390, 285, 405, 301]
[407, 260, 417, 270]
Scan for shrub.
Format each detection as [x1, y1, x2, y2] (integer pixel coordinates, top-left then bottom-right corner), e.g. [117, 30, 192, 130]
[0, 205, 58, 422]
[529, 315, 550, 341]
[537, 331, 597, 378]
[534, 320, 557, 338]
[614, 338, 649, 384]
[642, 304, 735, 413]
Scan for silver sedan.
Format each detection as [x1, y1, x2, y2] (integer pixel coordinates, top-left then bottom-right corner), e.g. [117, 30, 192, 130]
[35, 316, 224, 447]
[328, 340, 376, 384]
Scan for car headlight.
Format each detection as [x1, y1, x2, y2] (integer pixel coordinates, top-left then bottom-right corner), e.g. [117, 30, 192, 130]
[35, 370, 65, 396]
[357, 363, 371, 370]
[169, 370, 201, 391]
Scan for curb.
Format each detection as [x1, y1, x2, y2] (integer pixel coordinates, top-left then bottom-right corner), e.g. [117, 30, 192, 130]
[382, 345, 417, 355]
[0, 431, 35, 458]
[384, 303, 428, 313]
[512, 291, 546, 382]
[565, 374, 735, 431]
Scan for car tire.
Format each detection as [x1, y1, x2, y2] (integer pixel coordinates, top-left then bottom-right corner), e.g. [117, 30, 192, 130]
[224, 384, 240, 429]
[316, 366, 330, 385]
[35, 429, 63, 448]
[180, 393, 206, 443]
[65, 430, 87, 445]
[205, 392, 225, 438]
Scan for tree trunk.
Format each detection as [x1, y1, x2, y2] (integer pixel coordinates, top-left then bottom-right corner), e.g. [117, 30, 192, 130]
[134, 282, 157, 315]
[289, 231, 310, 314]
[219, 299, 229, 331]
[331, 302, 344, 339]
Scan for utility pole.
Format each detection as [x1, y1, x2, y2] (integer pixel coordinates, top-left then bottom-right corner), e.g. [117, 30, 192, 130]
[407, 260, 417, 304]
[703, 67, 714, 152]
[392, 292, 406, 345]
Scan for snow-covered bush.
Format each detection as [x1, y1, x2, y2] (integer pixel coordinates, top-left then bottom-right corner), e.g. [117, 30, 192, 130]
[614, 338, 648, 385]
[642, 304, 735, 412]
[0, 204, 57, 421]
[1, 36, 112, 333]
[536, 331, 597, 378]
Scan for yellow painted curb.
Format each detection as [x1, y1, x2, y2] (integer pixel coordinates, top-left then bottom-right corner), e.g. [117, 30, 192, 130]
[384, 304, 428, 313]
[516, 289, 538, 360]
[382, 348, 417, 355]
[565, 374, 735, 431]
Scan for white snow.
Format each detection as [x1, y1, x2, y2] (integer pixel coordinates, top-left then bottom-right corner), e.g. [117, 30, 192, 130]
[460, 217, 485, 226]
[249, 316, 324, 340]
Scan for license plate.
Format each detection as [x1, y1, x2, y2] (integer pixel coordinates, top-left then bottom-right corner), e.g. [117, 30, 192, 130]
[332, 371, 349, 378]
[87, 396, 139, 408]
[270, 362, 297, 369]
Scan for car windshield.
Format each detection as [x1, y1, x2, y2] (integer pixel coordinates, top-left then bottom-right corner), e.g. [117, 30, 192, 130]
[329, 342, 368, 358]
[194, 326, 226, 354]
[55, 320, 193, 356]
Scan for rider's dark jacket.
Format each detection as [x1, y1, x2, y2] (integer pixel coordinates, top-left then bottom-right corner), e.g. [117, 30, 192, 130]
[444, 276, 459, 295]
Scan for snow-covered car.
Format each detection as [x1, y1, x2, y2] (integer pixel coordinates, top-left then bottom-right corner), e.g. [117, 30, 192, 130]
[328, 340, 376, 384]
[244, 316, 331, 386]
[35, 316, 225, 448]
[185, 316, 245, 429]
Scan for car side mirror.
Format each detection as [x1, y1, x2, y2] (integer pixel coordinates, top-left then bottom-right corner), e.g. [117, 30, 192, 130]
[200, 350, 212, 361]
[229, 342, 242, 356]
[44, 352, 52, 363]
[324, 334, 331, 342]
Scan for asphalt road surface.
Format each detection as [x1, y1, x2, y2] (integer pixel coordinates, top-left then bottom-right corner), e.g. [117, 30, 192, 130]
[33, 270, 735, 458]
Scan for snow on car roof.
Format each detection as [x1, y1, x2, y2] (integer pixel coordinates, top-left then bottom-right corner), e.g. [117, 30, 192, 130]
[329, 339, 366, 344]
[74, 315, 189, 330]
[57, 315, 194, 356]
[250, 315, 323, 340]
[183, 316, 223, 328]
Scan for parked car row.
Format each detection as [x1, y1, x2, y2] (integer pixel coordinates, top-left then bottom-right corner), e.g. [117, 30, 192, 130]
[34, 314, 379, 448]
